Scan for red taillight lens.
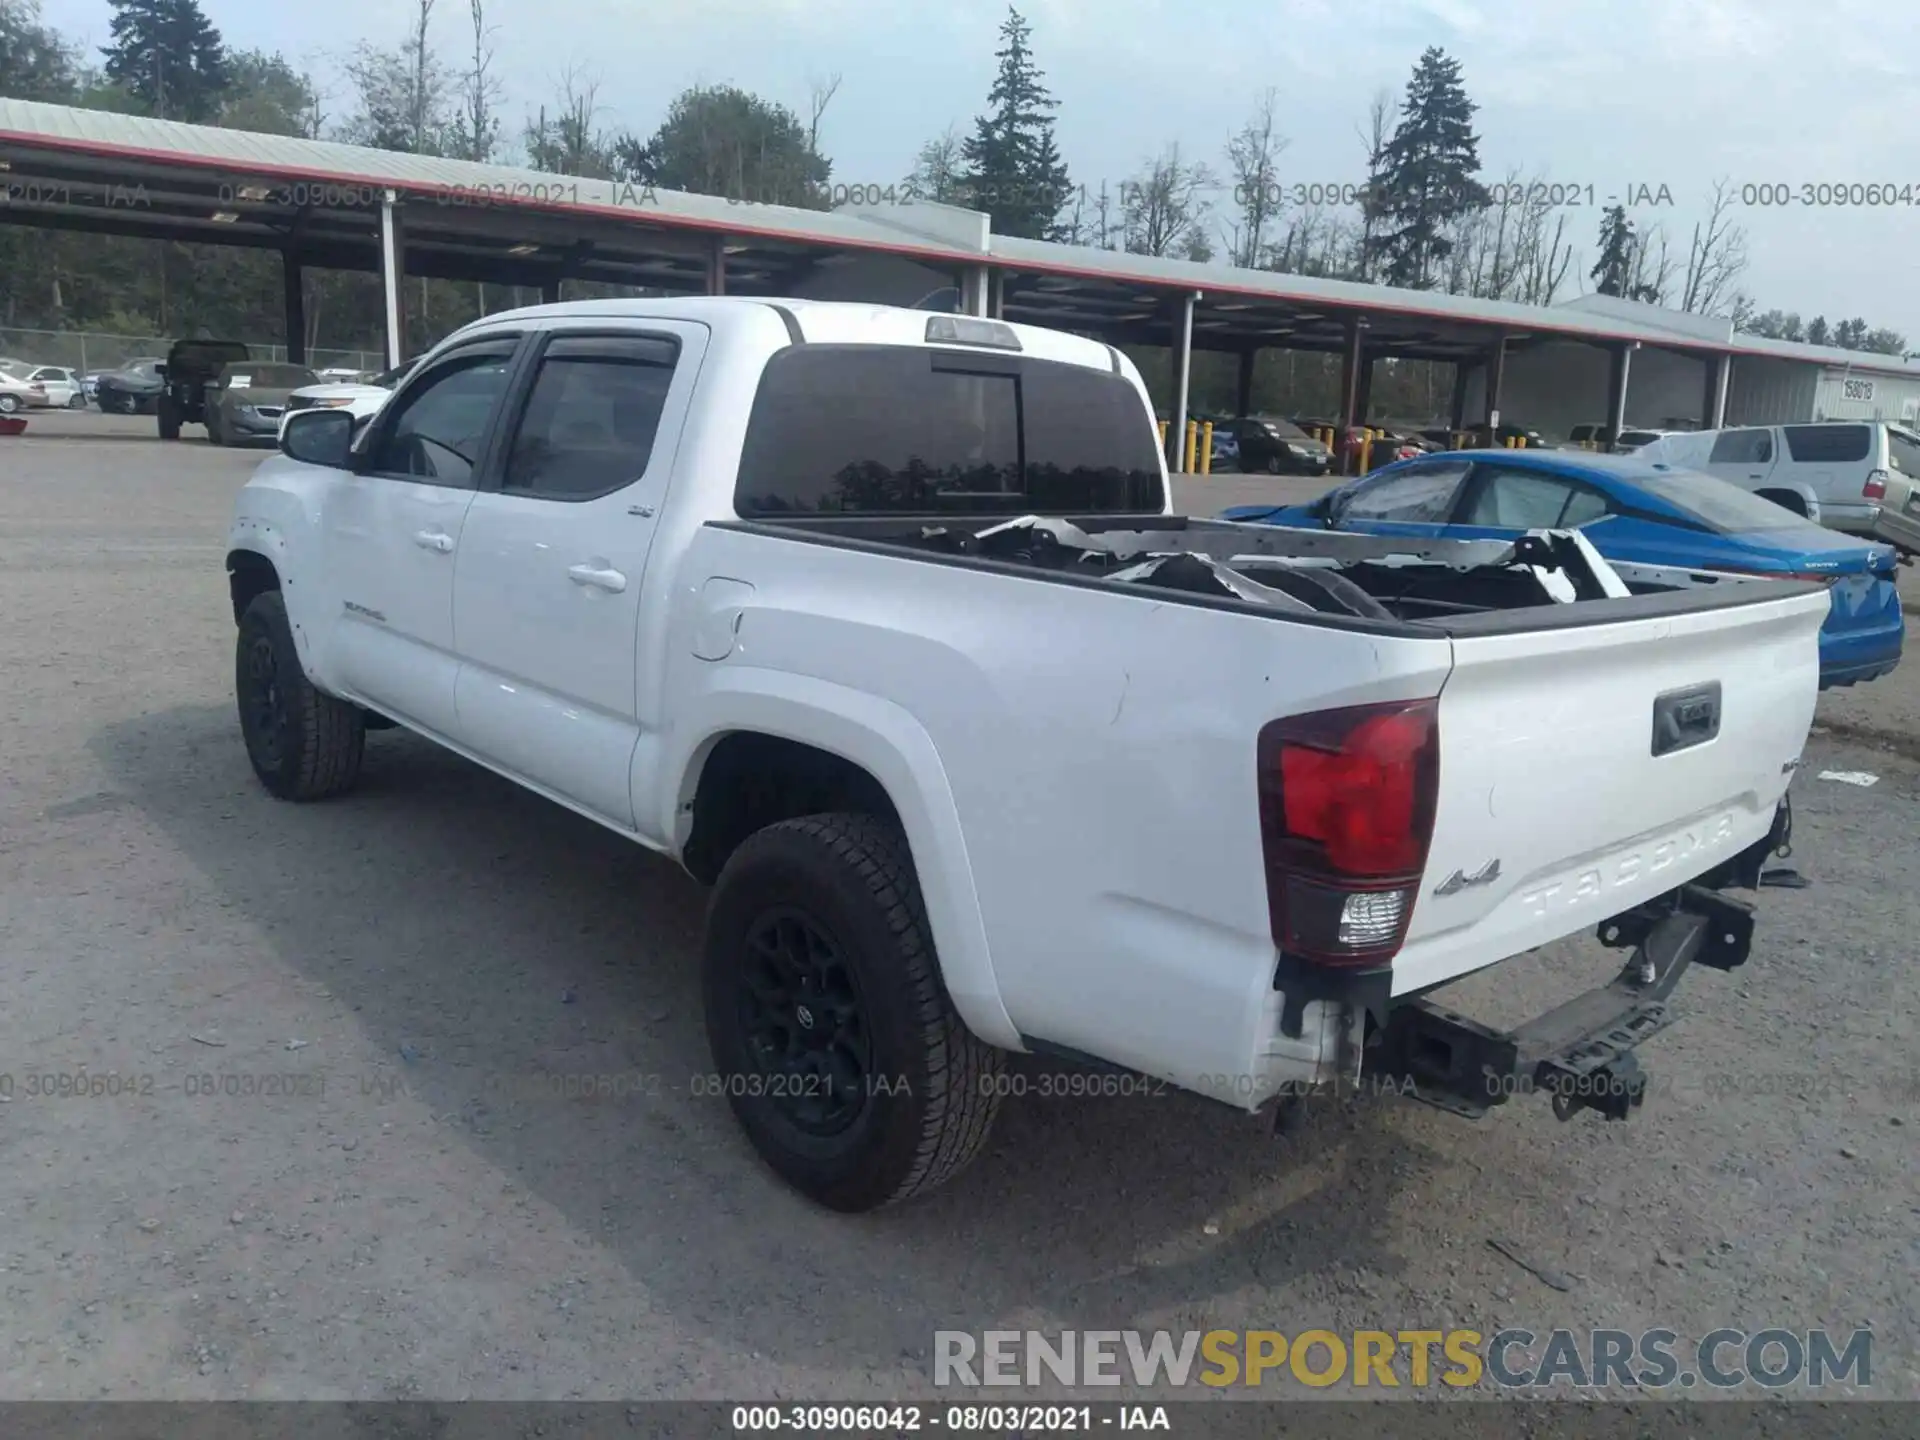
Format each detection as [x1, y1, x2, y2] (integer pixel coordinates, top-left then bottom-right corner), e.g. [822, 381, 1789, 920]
[1864, 470, 1889, 501]
[1258, 698, 1440, 968]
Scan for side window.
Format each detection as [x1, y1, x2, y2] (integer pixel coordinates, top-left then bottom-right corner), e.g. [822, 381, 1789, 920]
[362, 342, 519, 486]
[1783, 424, 1871, 463]
[1459, 468, 1581, 528]
[502, 335, 680, 499]
[1887, 430, 1920, 474]
[1708, 428, 1773, 465]
[1558, 486, 1613, 526]
[1340, 461, 1472, 523]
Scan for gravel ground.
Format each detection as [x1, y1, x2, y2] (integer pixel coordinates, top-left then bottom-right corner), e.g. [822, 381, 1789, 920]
[0, 410, 1913, 1404]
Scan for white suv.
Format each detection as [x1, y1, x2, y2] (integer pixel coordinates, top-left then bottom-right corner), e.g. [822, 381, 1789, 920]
[1639, 422, 1920, 535]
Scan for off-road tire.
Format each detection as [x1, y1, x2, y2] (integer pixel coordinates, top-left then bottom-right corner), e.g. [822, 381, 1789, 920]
[235, 590, 364, 800]
[206, 408, 225, 445]
[157, 395, 180, 440]
[703, 812, 1004, 1211]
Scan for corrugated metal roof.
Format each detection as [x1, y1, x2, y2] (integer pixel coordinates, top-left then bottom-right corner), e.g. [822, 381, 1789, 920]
[0, 98, 986, 260]
[5, 97, 1917, 377]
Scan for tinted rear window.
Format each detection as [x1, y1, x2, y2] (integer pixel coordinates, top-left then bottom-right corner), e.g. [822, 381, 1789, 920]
[1783, 424, 1871, 463]
[735, 345, 1164, 516]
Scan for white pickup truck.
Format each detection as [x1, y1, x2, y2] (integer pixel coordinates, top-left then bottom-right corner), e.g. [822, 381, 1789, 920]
[227, 298, 1826, 1212]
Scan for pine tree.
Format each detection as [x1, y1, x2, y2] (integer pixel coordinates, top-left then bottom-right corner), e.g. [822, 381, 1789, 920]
[960, 8, 1073, 240]
[101, 0, 229, 122]
[1591, 206, 1634, 296]
[1362, 47, 1489, 289]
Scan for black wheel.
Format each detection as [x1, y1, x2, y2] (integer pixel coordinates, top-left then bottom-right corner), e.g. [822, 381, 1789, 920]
[157, 395, 180, 440]
[67, 392, 86, 410]
[1264, 453, 1283, 475]
[235, 590, 365, 800]
[207, 408, 225, 446]
[704, 813, 1004, 1212]
[0, 394, 18, 415]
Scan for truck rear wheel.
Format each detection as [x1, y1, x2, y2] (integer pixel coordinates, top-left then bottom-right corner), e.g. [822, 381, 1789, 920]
[157, 396, 180, 440]
[703, 813, 1004, 1212]
[235, 590, 365, 800]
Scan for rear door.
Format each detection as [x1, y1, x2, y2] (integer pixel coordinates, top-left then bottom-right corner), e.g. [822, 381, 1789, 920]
[1393, 583, 1830, 995]
[1700, 427, 1778, 492]
[452, 323, 705, 826]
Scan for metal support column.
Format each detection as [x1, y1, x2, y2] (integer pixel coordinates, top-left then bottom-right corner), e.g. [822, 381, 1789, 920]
[1169, 292, 1197, 473]
[1707, 353, 1731, 428]
[377, 191, 407, 370]
[1608, 342, 1637, 444]
[281, 252, 306, 364]
[1450, 361, 1470, 432]
[1354, 351, 1377, 430]
[1483, 331, 1508, 434]
[1236, 349, 1258, 419]
[705, 236, 727, 296]
[986, 270, 1005, 319]
[960, 266, 990, 318]
[1337, 316, 1366, 472]
[540, 277, 562, 305]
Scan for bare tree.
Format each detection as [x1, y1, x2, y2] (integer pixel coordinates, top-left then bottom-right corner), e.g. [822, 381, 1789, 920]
[1120, 143, 1217, 258]
[1628, 224, 1677, 307]
[341, 0, 451, 155]
[1353, 87, 1392, 282]
[806, 72, 842, 157]
[449, 0, 502, 162]
[1679, 178, 1749, 315]
[525, 66, 613, 177]
[1223, 88, 1286, 269]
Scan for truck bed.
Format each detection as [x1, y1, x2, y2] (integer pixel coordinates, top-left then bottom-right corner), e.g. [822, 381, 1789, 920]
[717, 511, 1821, 633]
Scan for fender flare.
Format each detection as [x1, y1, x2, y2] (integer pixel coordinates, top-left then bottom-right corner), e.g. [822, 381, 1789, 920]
[664, 667, 1021, 1050]
[225, 524, 322, 678]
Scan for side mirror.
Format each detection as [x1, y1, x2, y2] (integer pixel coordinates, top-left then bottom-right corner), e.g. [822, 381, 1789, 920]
[281, 409, 355, 468]
[154, 363, 168, 380]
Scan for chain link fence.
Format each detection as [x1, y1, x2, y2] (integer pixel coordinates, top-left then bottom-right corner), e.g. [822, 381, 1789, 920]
[0, 328, 382, 377]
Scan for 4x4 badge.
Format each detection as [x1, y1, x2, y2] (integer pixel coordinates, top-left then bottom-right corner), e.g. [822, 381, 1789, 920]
[1433, 859, 1501, 896]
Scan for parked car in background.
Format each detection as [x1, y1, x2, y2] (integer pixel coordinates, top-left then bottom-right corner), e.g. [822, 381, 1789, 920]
[93, 358, 167, 414]
[21, 365, 86, 408]
[1219, 448, 1903, 689]
[155, 338, 252, 440]
[1234, 415, 1332, 474]
[0, 363, 39, 414]
[313, 366, 366, 383]
[206, 361, 320, 446]
[1637, 422, 1920, 536]
[277, 359, 415, 440]
[1565, 424, 1669, 452]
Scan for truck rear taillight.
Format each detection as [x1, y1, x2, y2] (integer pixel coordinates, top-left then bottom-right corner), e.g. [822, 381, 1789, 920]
[1257, 698, 1440, 969]
[1864, 470, 1889, 501]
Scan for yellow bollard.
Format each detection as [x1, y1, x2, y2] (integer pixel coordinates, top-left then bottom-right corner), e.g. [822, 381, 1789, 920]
[1200, 421, 1214, 476]
[1158, 420, 1168, 448]
[1184, 420, 1198, 474]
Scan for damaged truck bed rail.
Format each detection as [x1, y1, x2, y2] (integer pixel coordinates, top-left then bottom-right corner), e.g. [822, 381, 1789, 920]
[760, 512, 1689, 627]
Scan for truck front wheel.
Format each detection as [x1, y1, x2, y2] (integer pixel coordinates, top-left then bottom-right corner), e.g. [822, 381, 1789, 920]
[235, 591, 365, 800]
[703, 813, 1004, 1212]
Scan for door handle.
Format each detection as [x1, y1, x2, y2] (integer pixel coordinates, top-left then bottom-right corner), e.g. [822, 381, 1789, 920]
[568, 563, 627, 593]
[413, 529, 455, 553]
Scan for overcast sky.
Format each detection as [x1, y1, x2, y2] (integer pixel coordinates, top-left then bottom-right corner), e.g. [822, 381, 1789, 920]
[39, 0, 1920, 344]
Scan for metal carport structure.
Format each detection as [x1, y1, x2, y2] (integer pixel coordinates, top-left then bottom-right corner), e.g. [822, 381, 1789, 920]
[8, 97, 1920, 470]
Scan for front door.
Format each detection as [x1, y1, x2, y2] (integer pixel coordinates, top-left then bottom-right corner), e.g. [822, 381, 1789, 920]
[318, 335, 523, 738]
[452, 324, 706, 826]
[1330, 459, 1474, 539]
